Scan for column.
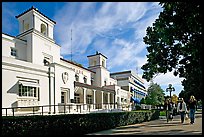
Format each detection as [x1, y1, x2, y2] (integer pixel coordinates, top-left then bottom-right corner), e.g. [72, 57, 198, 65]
[83, 88, 87, 110]
[107, 93, 110, 109]
[101, 91, 104, 109]
[93, 90, 96, 109]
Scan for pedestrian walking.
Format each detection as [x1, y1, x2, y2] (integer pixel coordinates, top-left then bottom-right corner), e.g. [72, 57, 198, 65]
[177, 98, 187, 124]
[164, 98, 173, 122]
[188, 95, 197, 124]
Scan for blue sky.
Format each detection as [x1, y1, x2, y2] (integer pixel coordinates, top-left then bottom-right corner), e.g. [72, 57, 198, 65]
[2, 2, 184, 96]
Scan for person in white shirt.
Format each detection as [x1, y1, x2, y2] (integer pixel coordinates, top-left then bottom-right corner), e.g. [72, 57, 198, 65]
[177, 98, 188, 124]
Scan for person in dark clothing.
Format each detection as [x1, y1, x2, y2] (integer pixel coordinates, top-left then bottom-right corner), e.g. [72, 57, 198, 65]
[164, 98, 173, 122]
[188, 95, 197, 124]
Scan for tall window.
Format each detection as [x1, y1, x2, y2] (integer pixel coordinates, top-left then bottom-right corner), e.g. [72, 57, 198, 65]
[91, 77, 94, 85]
[84, 76, 87, 84]
[93, 60, 96, 66]
[61, 92, 65, 103]
[74, 93, 80, 103]
[102, 59, 105, 67]
[87, 95, 92, 104]
[24, 23, 29, 31]
[11, 48, 17, 57]
[75, 74, 79, 82]
[41, 23, 47, 36]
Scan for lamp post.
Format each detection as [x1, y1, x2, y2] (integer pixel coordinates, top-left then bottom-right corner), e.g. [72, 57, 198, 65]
[166, 84, 175, 99]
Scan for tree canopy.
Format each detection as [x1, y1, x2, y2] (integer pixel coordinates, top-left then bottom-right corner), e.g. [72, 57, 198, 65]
[141, 2, 202, 100]
[145, 82, 165, 106]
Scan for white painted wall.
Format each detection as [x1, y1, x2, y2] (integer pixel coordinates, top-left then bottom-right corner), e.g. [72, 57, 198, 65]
[31, 32, 60, 65]
[33, 11, 55, 39]
[59, 59, 92, 85]
[2, 56, 49, 114]
[2, 34, 27, 61]
[54, 64, 75, 105]
[18, 11, 33, 33]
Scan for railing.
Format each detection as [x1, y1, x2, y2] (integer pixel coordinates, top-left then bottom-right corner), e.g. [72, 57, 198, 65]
[2, 103, 132, 117]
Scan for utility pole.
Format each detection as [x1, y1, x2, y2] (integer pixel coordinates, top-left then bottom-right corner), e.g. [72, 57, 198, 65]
[71, 29, 72, 61]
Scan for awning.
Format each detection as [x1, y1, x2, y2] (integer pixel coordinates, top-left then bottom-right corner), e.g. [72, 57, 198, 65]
[131, 97, 141, 104]
[19, 81, 40, 87]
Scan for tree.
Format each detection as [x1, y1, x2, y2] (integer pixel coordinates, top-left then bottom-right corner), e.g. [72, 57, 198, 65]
[171, 94, 178, 104]
[145, 82, 165, 106]
[141, 2, 202, 101]
[140, 98, 146, 104]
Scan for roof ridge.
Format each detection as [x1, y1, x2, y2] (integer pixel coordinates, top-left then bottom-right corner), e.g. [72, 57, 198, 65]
[15, 6, 56, 24]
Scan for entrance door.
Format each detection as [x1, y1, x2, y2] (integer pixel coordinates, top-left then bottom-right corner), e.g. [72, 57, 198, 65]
[61, 88, 70, 104]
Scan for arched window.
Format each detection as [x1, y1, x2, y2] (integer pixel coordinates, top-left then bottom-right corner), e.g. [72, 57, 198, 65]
[41, 24, 47, 36]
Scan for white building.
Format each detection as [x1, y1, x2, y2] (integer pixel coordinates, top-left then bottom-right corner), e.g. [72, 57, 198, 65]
[2, 7, 145, 115]
[110, 70, 147, 105]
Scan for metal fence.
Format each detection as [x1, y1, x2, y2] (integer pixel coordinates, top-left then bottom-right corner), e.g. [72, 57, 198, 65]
[2, 103, 132, 116]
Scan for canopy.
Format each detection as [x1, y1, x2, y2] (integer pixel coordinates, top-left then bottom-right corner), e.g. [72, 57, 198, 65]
[131, 96, 141, 104]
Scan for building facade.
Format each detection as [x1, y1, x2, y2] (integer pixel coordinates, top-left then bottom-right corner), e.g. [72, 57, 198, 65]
[110, 71, 147, 105]
[2, 7, 146, 115]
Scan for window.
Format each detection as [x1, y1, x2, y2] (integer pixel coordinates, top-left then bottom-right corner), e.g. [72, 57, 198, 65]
[75, 74, 79, 82]
[74, 93, 80, 103]
[93, 60, 96, 66]
[11, 48, 17, 57]
[61, 92, 65, 103]
[87, 95, 92, 104]
[84, 76, 87, 84]
[102, 60, 105, 67]
[24, 23, 29, 31]
[43, 53, 53, 66]
[104, 80, 107, 86]
[91, 77, 94, 85]
[41, 23, 47, 36]
[19, 84, 38, 98]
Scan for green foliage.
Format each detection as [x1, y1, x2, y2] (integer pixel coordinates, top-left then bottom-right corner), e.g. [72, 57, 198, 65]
[142, 2, 202, 100]
[160, 111, 166, 116]
[140, 98, 146, 104]
[2, 110, 160, 135]
[145, 82, 165, 106]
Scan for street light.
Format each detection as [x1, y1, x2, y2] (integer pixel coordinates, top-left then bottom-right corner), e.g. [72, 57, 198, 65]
[166, 84, 175, 99]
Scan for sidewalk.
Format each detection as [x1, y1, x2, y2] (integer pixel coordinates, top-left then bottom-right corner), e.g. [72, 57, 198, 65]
[87, 113, 202, 135]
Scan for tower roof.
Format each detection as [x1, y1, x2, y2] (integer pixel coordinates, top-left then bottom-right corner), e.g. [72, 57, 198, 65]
[15, 6, 56, 24]
[87, 51, 107, 59]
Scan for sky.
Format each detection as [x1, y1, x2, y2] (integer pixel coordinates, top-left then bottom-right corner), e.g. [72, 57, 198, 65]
[2, 2, 184, 96]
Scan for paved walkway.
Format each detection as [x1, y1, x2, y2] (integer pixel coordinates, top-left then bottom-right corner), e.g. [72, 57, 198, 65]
[87, 113, 202, 135]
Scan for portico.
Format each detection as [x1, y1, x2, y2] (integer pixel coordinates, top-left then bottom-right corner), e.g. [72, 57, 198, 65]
[74, 82, 116, 111]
